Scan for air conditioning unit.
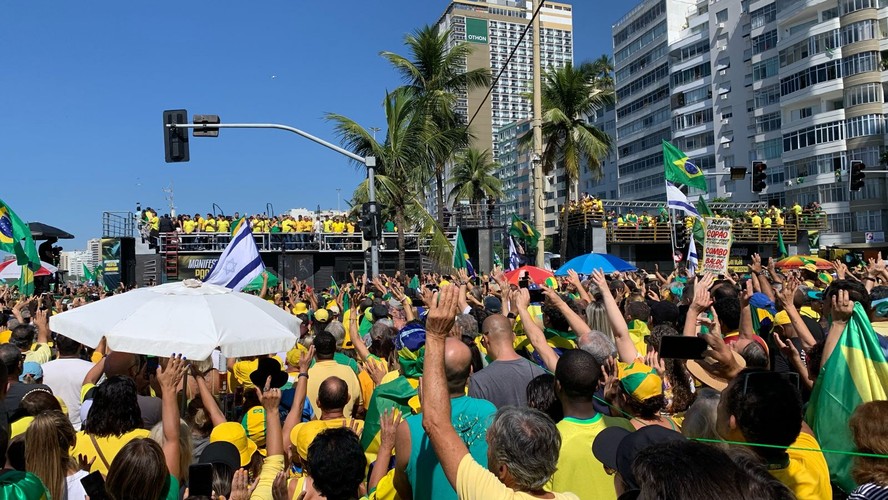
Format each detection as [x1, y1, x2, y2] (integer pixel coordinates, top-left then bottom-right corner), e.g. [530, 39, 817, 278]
[719, 46, 728, 51]
[721, 94, 730, 100]
[720, 69, 727, 75]
[722, 118, 730, 124]
[719, 22, 726, 28]
[723, 142, 732, 148]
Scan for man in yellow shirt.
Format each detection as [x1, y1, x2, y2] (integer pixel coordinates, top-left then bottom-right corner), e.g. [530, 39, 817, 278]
[716, 368, 831, 500]
[204, 214, 216, 232]
[216, 217, 230, 233]
[323, 217, 334, 234]
[420, 287, 579, 500]
[751, 213, 762, 228]
[306, 332, 361, 418]
[289, 376, 364, 461]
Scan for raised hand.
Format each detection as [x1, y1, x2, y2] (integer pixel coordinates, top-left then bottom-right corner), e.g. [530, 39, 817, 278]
[425, 285, 459, 339]
[831, 289, 855, 323]
[157, 354, 188, 395]
[749, 253, 763, 275]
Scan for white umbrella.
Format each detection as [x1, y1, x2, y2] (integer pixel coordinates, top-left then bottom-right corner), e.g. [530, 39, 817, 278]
[0, 258, 59, 279]
[49, 279, 300, 360]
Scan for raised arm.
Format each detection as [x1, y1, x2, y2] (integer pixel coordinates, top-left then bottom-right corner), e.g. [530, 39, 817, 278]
[420, 286, 467, 488]
[156, 355, 188, 480]
[282, 346, 313, 458]
[194, 370, 226, 427]
[567, 270, 592, 305]
[822, 290, 854, 369]
[33, 309, 52, 345]
[590, 269, 637, 363]
[514, 289, 559, 372]
[349, 304, 372, 362]
[775, 278, 818, 350]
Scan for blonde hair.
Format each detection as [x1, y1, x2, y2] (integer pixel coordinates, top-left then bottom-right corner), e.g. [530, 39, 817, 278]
[149, 419, 193, 483]
[851, 401, 888, 486]
[25, 411, 76, 500]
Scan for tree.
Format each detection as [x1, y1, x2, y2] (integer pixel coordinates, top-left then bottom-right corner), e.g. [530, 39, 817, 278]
[382, 25, 491, 226]
[448, 148, 503, 217]
[521, 60, 614, 259]
[327, 88, 451, 270]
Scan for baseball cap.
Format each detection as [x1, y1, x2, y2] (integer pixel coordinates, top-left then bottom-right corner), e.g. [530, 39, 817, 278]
[371, 304, 390, 320]
[483, 296, 502, 314]
[592, 425, 686, 490]
[774, 310, 791, 326]
[617, 361, 663, 401]
[313, 309, 330, 323]
[199, 441, 241, 471]
[209, 422, 258, 467]
[19, 362, 42, 382]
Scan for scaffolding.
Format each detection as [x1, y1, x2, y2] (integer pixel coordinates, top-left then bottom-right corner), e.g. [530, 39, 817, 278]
[102, 212, 136, 238]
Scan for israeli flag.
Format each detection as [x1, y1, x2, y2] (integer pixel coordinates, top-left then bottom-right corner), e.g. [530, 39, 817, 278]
[666, 182, 702, 219]
[688, 237, 699, 275]
[204, 219, 265, 292]
[508, 236, 521, 271]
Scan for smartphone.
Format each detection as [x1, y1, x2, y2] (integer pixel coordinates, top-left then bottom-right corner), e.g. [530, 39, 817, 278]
[528, 288, 545, 303]
[188, 463, 214, 497]
[81, 470, 106, 500]
[412, 298, 426, 308]
[518, 277, 529, 289]
[146, 356, 159, 374]
[658, 336, 709, 360]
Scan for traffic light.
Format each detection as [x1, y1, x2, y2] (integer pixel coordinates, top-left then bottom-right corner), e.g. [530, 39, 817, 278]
[361, 202, 381, 241]
[193, 114, 221, 137]
[850, 160, 866, 191]
[752, 162, 767, 193]
[163, 109, 190, 163]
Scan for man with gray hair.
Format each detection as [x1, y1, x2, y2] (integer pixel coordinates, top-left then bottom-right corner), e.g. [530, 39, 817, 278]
[422, 286, 579, 499]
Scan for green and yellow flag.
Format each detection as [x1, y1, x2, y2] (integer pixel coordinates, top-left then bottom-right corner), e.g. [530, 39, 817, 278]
[777, 229, 788, 259]
[663, 140, 707, 191]
[408, 274, 420, 289]
[453, 227, 476, 277]
[806, 303, 888, 492]
[0, 199, 39, 296]
[509, 214, 541, 248]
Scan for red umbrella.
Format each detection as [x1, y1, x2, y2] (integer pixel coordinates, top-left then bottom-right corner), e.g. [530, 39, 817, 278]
[0, 259, 58, 280]
[504, 266, 554, 286]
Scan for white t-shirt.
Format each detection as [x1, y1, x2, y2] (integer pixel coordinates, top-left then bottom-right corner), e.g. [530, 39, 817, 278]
[41, 358, 93, 431]
[67, 469, 89, 500]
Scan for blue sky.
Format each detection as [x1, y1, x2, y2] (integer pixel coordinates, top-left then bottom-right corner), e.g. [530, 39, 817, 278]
[0, 1, 620, 249]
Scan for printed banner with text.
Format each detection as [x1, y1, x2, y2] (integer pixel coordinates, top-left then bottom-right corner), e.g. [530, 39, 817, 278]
[702, 218, 732, 276]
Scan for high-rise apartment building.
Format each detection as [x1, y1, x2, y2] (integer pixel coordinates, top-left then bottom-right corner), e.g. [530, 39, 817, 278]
[435, 0, 574, 159]
[87, 238, 101, 269]
[611, 0, 888, 245]
[60, 250, 91, 278]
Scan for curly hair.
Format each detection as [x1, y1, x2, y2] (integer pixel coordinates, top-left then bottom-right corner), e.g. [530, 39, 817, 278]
[83, 376, 142, 437]
[851, 401, 888, 486]
[306, 427, 367, 499]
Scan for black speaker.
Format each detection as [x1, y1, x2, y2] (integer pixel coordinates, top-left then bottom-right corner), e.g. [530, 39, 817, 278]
[120, 237, 136, 287]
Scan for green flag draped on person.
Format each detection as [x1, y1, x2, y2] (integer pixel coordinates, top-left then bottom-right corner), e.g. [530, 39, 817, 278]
[452, 227, 476, 277]
[806, 302, 888, 492]
[663, 140, 708, 191]
[509, 214, 540, 248]
[408, 274, 420, 289]
[0, 199, 40, 296]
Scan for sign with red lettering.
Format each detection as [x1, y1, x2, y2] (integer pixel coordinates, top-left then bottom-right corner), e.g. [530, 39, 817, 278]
[702, 218, 732, 276]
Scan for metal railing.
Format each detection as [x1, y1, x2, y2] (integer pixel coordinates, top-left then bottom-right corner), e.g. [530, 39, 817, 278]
[103, 212, 136, 238]
[157, 231, 425, 253]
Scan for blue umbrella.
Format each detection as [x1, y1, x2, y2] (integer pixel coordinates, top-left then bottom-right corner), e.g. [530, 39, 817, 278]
[554, 253, 636, 276]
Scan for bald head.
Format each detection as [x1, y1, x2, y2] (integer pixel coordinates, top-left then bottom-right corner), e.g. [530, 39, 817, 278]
[482, 314, 514, 344]
[104, 352, 139, 378]
[318, 376, 349, 411]
[444, 337, 472, 395]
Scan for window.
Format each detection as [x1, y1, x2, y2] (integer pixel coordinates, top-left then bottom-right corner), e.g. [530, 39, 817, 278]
[673, 109, 714, 130]
[782, 120, 844, 152]
[799, 107, 813, 119]
[617, 107, 670, 137]
[753, 138, 783, 160]
[829, 212, 854, 233]
[846, 114, 885, 138]
[785, 152, 844, 178]
[619, 152, 663, 176]
[841, 20, 879, 45]
[822, 6, 839, 20]
[779, 30, 839, 67]
[618, 86, 670, 119]
[755, 112, 782, 133]
[615, 21, 667, 64]
[671, 62, 711, 87]
[841, 0, 879, 14]
[780, 60, 842, 96]
[716, 9, 728, 23]
[670, 40, 709, 64]
[614, 0, 666, 45]
[750, 3, 776, 29]
[842, 51, 880, 77]
[752, 57, 779, 81]
[754, 85, 781, 108]
[857, 210, 884, 231]
[845, 83, 883, 108]
[672, 86, 712, 109]
[617, 64, 669, 101]
[752, 30, 778, 55]
[674, 132, 715, 151]
[618, 128, 671, 157]
[616, 42, 668, 82]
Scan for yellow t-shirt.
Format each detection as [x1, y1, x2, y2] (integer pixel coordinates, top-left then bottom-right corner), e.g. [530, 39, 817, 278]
[71, 428, 151, 475]
[306, 361, 362, 418]
[183, 220, 197, 233]
[149, 215, 159, 230]
[549, 415, 635, 500]
[332, 221, 346, 233]
[24, 344, 52, 364]
[768, 432, 831, 500]
[323, 220, 333, 233]
[457, 454, 580, 500]
[217, 219, 230, 233]
[751, 215, 762, 227]
[291, 418, 365, 460]
[0, 329, 11, 344]
[204, 218, 216, 232]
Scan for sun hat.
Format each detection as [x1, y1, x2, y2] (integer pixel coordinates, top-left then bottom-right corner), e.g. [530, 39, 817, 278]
[686, 351, 747, 391]
[617, 361, 663, 401]
[292, 302, 309, 316]
[19, 362, 42, 383]
[198, 441, 241, 471]
[209, 422, 258, 467]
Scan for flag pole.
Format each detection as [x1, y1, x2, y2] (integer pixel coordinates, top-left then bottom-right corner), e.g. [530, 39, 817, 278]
[665, 182, 678, 267]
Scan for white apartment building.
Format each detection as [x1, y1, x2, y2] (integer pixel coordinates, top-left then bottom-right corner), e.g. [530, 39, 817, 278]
[59, 250, 91, 278]
[87, 238, 101, 269]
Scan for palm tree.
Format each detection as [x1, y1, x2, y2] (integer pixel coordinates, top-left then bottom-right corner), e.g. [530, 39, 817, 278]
[448, 148, 503, 218]
[327, 88, 451, 270]
[382, 25, 491, 225]
[521, 60, 614, 259]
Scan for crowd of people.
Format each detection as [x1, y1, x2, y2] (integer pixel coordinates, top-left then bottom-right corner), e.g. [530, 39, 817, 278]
[0, 250, 886, 499]
[562, 193, 826, 231]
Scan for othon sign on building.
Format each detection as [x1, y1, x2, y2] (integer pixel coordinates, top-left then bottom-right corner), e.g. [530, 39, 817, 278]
[465, 17, 488, 44]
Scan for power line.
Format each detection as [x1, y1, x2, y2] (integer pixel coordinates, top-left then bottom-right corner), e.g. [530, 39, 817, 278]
[465, 0, 546, 132]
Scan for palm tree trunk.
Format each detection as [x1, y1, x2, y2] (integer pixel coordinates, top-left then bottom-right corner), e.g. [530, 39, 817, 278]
[560, 190, 570, 260]
[396, 210, 407, 272]
[435, 163, 446, 226]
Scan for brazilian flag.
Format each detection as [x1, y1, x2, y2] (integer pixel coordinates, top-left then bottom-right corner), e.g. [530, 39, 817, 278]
[83, 264, 95, 283]
[509, 214, 540, 248]
[663, 140, 707, 191]
[452, 227, 476, 277]
[361, 376, 419, 462]
[0, 199, 40, 296]
[777, 229, 788, 259]
[807, 303, 888, 491]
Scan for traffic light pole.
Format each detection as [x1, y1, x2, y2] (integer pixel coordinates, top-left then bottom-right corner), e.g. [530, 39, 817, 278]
[165, 122, 380, 277]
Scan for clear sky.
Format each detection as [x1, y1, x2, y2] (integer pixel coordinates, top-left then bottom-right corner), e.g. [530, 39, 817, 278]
[0, 1, 621, 249]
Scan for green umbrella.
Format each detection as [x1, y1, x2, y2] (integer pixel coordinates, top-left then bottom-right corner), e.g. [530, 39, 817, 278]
[241, 271, 279, 293]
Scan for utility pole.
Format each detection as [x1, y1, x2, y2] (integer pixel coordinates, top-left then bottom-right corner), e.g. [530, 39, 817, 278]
[531, 0, 546, 266]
